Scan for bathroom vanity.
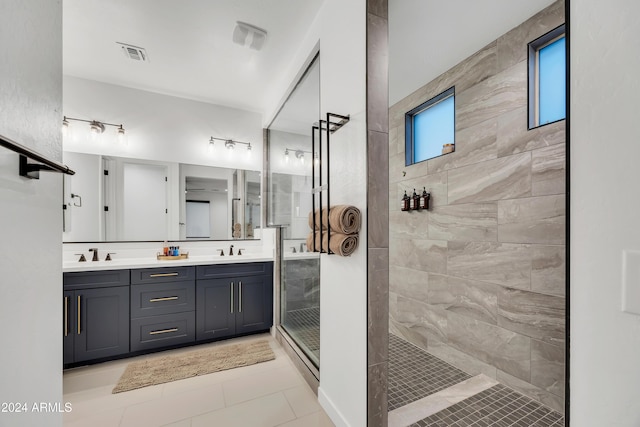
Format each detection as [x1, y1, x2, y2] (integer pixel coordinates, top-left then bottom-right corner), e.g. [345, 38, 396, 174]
[62, 257, 273, 368]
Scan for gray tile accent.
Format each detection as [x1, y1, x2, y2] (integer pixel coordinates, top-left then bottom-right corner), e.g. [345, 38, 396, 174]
[446, 312, 531, 382]
[532, 143, 566, 196]
[426, 340, 498, 379]
[428, 276, 499, 325]
[395, 296, 448, 345]
[411, 384, 565, 426]
[456, 61, 527, 132]
[390, 265, 430, 303]
[428, 203, 498, 242]
[367, 14, 389, 134]
[282, 307, 320, 360]
[497, 106, 565, 157]
[428, 118, 498, 174]
[496, 0, 566, 71]
[447, 152, 531, 205]
[388, 334, 471, 411]
[389, 209, 430, 240]
[368, 362, 389, 419]
[531, 245, 566, 297]
[391, 237, 448, 274]
[531, 339, 565, 398]
[497, 287, 565, 346]
[447, 241, 531, 289]
[368, 248, 389, 366]
[368, 131, 390, 247]
[497, 195, 566, 245]
[367, 0, 388, 19]
[390, 41, 497, 129]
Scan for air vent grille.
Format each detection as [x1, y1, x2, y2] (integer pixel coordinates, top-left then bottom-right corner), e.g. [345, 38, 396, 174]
[117, 42, 149, 62]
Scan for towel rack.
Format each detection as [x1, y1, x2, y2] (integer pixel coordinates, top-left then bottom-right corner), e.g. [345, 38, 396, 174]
[311, 112, 350, 254]
[0, 134, 75, 179]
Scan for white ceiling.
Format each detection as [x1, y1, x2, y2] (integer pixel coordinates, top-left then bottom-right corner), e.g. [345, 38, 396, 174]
[63, 0, 322, 114]
[389, 0, 557, 105]
[64, 0, 557, 117]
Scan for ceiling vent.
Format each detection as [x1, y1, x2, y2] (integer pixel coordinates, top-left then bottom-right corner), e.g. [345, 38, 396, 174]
[232, 22, 268, 51]
[117, 42, 149, 62]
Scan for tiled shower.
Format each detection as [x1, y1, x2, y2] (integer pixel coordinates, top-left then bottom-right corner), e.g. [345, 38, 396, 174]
[387, 0, 566, 424]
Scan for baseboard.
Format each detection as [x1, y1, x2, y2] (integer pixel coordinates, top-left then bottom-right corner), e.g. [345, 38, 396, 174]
[318, 387, 351, 427]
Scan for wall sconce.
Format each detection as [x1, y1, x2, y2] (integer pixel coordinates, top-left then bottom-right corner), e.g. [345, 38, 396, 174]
[209, 136, 252, 153]
[63, 116, 126, 144]
[284, 147, 312, 165]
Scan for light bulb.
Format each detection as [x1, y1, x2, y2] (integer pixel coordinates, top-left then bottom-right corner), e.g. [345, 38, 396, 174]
[116, 125, 126, 145]
[89, 121, 105, 142]
[284, 149, 289, 163]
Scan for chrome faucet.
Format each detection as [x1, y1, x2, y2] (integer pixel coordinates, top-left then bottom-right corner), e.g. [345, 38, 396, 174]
[290, 246, 297, 253]
[300, 243, 306, 253]
[89, 248, 99, 262]
[229, 245, 234, 256]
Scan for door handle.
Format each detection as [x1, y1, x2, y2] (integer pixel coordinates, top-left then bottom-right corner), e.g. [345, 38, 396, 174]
[230, 282, 234, 313]
[149, 328, 178, 335]
[239, 281, 242, 313]
[64, 296, 69, 337]
[149, 296, 179, 302]
[149, 272, 179, 278]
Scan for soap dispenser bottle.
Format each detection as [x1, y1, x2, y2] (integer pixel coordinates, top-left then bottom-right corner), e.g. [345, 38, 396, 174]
[420, 187, 431, 210]
[410, 188, 420, 210]
[401, 191, 410, 211]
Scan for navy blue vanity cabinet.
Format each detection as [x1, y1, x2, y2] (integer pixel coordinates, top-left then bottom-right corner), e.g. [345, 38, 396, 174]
[63, 270, 130, 365]
[196, 262, 273, 341]
[130, 266, 196, 352]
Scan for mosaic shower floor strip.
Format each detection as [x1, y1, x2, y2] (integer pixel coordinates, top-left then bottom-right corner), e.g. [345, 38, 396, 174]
[388, 333, 472, 411]
[410, 383, 565, 427]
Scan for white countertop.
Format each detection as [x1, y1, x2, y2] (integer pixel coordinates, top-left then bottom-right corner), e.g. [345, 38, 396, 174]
[63, 253, 274, 273]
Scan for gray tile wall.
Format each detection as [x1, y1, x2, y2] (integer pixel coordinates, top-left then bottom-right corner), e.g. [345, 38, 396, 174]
[388, 0, 565, 414]
[367, 0, 389, 425]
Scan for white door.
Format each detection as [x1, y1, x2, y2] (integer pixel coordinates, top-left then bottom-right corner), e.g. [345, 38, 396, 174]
[123, 162, 167, 240]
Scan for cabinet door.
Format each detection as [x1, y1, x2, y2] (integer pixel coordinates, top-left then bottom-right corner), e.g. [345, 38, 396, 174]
[74, 286, 130, 363]
[63, 291, 75, 365]
[236, 275, 273, 334]
[196, 278, 236, 341]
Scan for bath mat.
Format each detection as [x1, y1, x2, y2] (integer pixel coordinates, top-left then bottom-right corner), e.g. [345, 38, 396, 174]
[112, 340, 275, 393]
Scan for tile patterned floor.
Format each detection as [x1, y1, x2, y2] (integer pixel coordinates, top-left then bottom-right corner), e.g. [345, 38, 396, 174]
[410, 384, 565, 427]
[282, 307, 320, 363]
[63, 333, 334, 427]
[388, 334, 472, 411]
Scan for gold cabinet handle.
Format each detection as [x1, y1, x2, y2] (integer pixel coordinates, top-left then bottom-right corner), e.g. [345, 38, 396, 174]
[77, 295, 81, 335]
[239, 281, 242, 313]
[149, 272, 179, 278]
[64, 296, 69, 337]
[230, 282, 234, 313]
[149, 296, 179, 302]
[149, 328, 178, 335]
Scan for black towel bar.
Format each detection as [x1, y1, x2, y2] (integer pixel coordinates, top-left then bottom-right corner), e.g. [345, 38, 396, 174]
[0, 134, 75, 179]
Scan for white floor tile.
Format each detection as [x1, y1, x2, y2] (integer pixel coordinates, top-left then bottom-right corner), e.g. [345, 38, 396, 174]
[283, 385, 322, 418]
[276, 410, 336, 427]
[120, 383, 225, 427]
[63, 335, 328, 427]
[222, 366, 304, 406]
[191, 392, 296, 427]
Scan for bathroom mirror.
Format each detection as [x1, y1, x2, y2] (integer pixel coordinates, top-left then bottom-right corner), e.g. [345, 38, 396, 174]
[62, 151, 261, 242]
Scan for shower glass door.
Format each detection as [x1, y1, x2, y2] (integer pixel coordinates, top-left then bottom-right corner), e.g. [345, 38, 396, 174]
[267, 55, 321, 368]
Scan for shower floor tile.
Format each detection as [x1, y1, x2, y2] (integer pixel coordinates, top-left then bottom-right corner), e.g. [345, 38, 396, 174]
[283, 307, 320, 361]
[410, 383, 565, 427]
[388, 334, 472, 411]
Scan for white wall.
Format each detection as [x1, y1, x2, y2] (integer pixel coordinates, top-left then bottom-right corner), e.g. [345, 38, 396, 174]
[267, 1, 368, 426]
[0, 1, 63, 426]
[63, 76, 263, 171]
[571, 1, 640, 425]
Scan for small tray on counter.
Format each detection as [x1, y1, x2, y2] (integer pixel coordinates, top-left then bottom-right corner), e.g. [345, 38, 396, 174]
[156, 252, 189, 261]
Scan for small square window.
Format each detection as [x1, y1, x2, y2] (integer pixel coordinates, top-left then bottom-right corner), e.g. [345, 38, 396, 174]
[405, 87, 455, 166]
[529, 24, 566, 128]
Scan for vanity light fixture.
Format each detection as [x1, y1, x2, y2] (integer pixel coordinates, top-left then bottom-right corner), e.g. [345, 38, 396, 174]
[209, 136, 252, 153]
[284, 148, 312, 165]
[63, 116, 126, 143]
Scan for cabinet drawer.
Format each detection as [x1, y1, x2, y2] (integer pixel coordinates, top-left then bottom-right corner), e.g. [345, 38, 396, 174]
[64, 270, 129, 290]
[131, 281, 195, 318]
[131, 266, 195, 284]
[196, 262, 272, 279]
[131, 312, 195, 352]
